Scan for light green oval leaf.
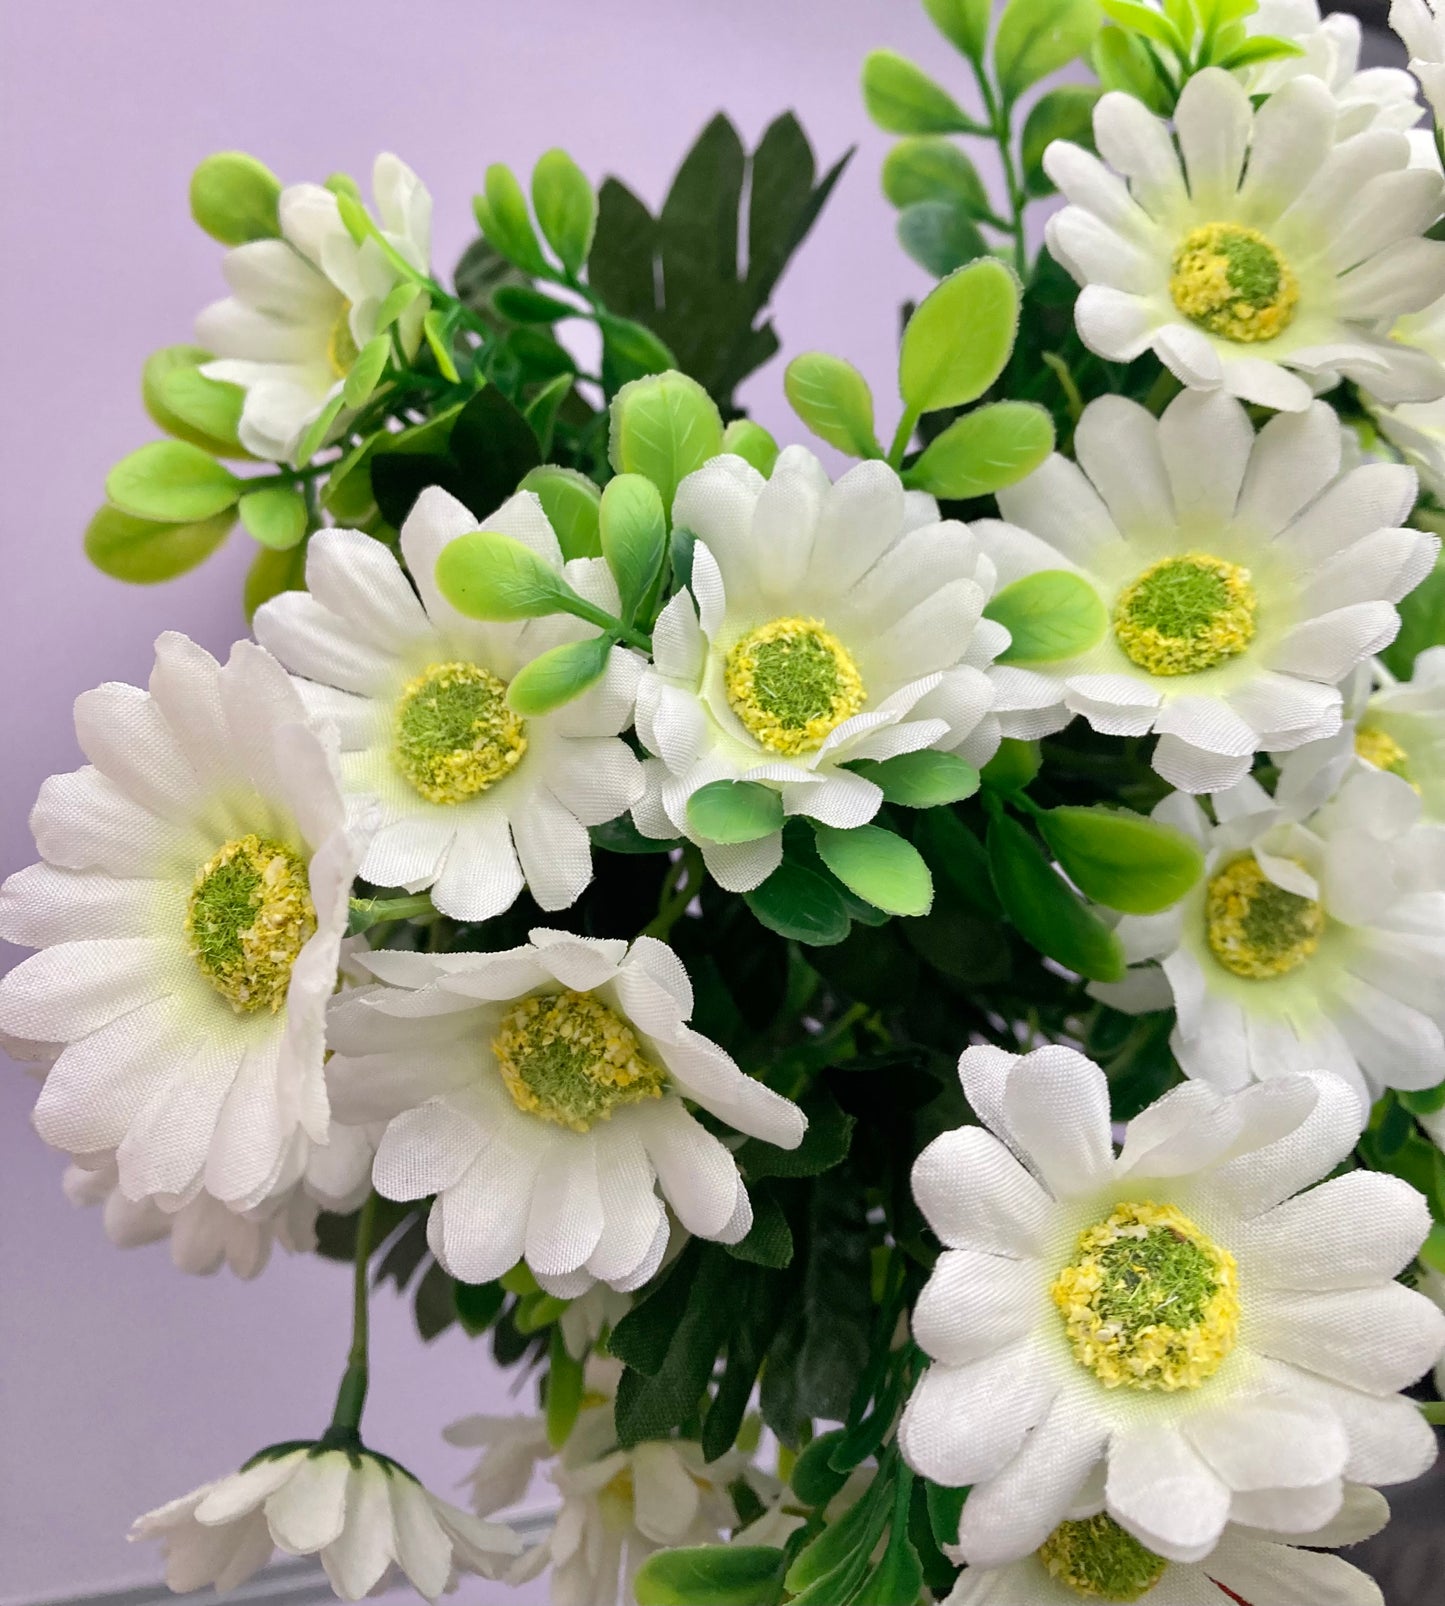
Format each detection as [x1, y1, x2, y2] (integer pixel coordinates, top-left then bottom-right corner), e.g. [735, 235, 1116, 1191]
[106, 441, 241, 523]
[1216, 34, 1307, 70]
[635, 1546, 787, 1606]
[238, 485, 308, 551]
[422, 308, 460, 382]
[1038, 805, 1204, 914]
[436, 531, 582, 621]
[862, 49, 978, 135]
[544, 1328, 584, 1449]
[143, 345, 251, 458]
[294, 394, 346, 466]
[343, 334, 391, 407]
[924, 0, 992, 61]
[988, 811, 1125, 981]
[899, 257, 1020, 414]
[84, 505, 233, 584]
[1100, 0, 1187, 50]
[981, 737, 1042, 795]
[609, 370, 725, 516]
[687, 779, 785, 845]
[898, 199, 987, 278]
[376, 282, 422, 333]
[745, 861, 851, 947]
[1021, 85, 1101, 197]
[519, 465, 603, 560]
[598, 313, 677, 380]
[600, 472, 667, 626]
[1092, 25, 1172, 113]
[883, 137, 990, 215]
[532, 148, 597, 275]
[848, 750, 980, 808]
[906, 400, 1055, 499]
[995, 0, 1102, 105]
[189, 152, 281, 246]
[523, 372, 575, 456]
[987, 569, 1108, 663]
[814, 824, 933, 918]
[784, 354, 882, 459]
[474, 164, 548, 274]
[507, 634, 614, 716]
[722, 419, 780, 477]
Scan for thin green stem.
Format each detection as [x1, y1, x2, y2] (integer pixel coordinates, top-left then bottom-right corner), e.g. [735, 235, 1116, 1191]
[327, 1191, 380, 1439]
[886, 407, 920, 471]
[971, 66, 1027, 276]
[643, 843, 706, 940]
[348, 892, 437, 932]
[560, 593, 652, 654]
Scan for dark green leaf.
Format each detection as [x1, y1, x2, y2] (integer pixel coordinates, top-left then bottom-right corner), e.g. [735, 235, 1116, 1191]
[413, 1259, 458, 1341]
[925, 1480, 968, 1549]
[726, 1187, 794, 1267]
[988, 811, 1125, 981]
[746, 860, 852, 947]
[897, 199, 988, 277]
[634, 1546, 787, 1606]
[742, 1091, 855, 1181]
[454, 1279, 505, 1336]
[790, 1430, 851, 1507]
[492, 284, 577, 324]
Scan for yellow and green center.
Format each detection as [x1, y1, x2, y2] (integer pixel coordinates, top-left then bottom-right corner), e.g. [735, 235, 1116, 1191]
[491, 991, 667, 1132]
[327, 301, 359, 378]
[1038, 1515, 1168, 1601]
[393, 661, 527, 805]
[1170, 223, 1298, 343]
[1356, 724, 1413, 783]
[1113, 554, 1257, 677]
[185, 834, 316, 1013]
[1051, 1201, 1240, 1392]
[724, 616, 866, 756]
[1206, 855, 1324, 980]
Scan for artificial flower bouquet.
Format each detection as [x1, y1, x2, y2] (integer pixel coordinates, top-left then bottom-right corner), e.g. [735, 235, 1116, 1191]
[10, 0, 1445, 1602]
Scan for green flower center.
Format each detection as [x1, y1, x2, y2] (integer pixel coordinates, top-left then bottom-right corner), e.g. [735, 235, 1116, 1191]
[1113, 554, 1257, 677]
[492, 991, 668, 1132]
[1170, 223, 1298, 343]
[327, 303, 359, 378]
[1206, 855, 1324, 980]
[724, 616, 866, 756]
[1356, 724, 1414, 783]
[185, 834, 316, 1013]
[1038, 1515, 1168, 1601]
[1051, 1201, 1240, 1392]
[393, 662, 527, 805]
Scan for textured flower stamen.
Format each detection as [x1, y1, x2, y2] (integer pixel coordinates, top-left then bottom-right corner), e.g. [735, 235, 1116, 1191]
[394, 661, 527, 805]
[1170, 223, 1298, 343]
[492, 991, 667, 1132]
[1206, 855, 1324, 980]
[1113, 554, 1257, 676]
[1038, 1514, 1169, 1601]
[186, 834, 315, 1013]
[1051, 1201, 1240, 1391]
[327, 303, 359, 378]
[1355, 724, 1413, 783]
[724, 616, 866, 755]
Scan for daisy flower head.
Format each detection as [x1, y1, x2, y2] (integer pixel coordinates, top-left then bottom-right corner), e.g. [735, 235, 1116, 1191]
[898, 1045, 1444, 1567]
[1367, 291, 1445, 498]
[0, 634, 367, 1212]
[1093, 747, 1445, 1109]
[130, 1442, 520, 1601]
[197, 153, 431, 464]
[1394, 0, 1445, 125]
[1352, 647, 1445, 822]
[326, 929, 805, 1295]
[254, 486, 643, 923]
[944, 1485, 1390, 1606]
[632, 446, 1003, 891]
[1045, 67, 1445, 411]
[982, 388, 1437, 791]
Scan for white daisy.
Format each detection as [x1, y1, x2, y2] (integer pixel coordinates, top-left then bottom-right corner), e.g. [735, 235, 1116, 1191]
[130, 1443, 521, 1602]
[0, 634, 366, 1211]
[197, 153, 431, 463]
[944, 1485, 1389, 1605]
[326, 929, 805, 1295]
[1367, 291, 1445, 497]
[1093, 748, 1445, 1109]
[632, 446, 1003, 892]
[982, 388, 1437, 791]
[1045, 67, 1445, 411]
[254, 486, 643, 923]
[898, 1045, 1443, 1566]
[1394, 0, 1445, 125]
[1351, 648, 1445, 823]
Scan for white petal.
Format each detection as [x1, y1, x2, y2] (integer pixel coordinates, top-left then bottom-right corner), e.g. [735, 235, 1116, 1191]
[1105, 1426, 1230, 1563]
[898, 1344, 1055, 1487]
[910, 1126, 1052, 1258]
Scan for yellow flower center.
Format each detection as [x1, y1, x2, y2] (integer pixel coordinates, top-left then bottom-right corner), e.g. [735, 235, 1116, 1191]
[327, 302, 359, 378]
[393, 662, 527, 805]
[1051, 1201, 1240, 1392]
[492, 991, 667, 1132]
[1170, 223, 1298, 343]
[1038, 1515, 1168, 1601]
[1355, 724, 1414, 783]
[1113, 554, 1257, 677]
[185, 834, 316, 1013]
[724, 616, 866, 756]
[1206, 855, 1324, 980]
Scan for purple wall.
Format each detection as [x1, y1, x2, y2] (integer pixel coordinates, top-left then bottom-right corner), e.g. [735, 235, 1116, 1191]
[0, 3, 996, 1599]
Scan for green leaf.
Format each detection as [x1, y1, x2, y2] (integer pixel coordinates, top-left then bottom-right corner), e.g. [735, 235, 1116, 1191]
[926, 1481, 968, 1549]
[609, 369, 725, 516]
[1400, 1080, 1445, 1117]
[84, 505, 233, 585]
[987, 569, 1108, 663]
[189, 152, 281, 245]
[1092, 25, 1172, 113]
[785, 1465, 892, 1596]
[1381, 556, 1445, 679]
[981, 737, 1042, 795]
[906, 400, 1055, 498]
[883, 137, 990, 215]
[745, 860, 851, 946]
[598, 312, 678, 384]
[742, 1090, 854, 1182]
[899, 258, 1020, 414]
[546, 1326, 585, 1448]
[237, 485, 307, 550]
[1021, 85, 1101, 197]
[848, 750, 980, 808]
[106, 441, 241, 523]
[519, 465, 603, 560]
[343, 334, 391, 407]
[1100, 0, 1186, 50]
[492, 285, 577, 324]
[293, 395, 345, 466]
[1214, 34, 1306, 70]
[988, 811, 1125, 982]
[722, 419, 780, 477]
[687, 779, 785, 845]
[923, 0, 992, 61]
[421, 309, 459, 382]
[531, 147, 597, 275]
[436, 531, 586, 621]
[453, 1279, 505, 1336]
[897, 199, 989, 278]
[243, 539, 308, 621]
[474, 164, 548, 274]
[856, 1515, 924, 1606]
[506, 634, 614, 716]
[1037, 805, 1205, 914]
[152, 361, 249, 456]
[634, 1546, 787, 1606]
[862, 50, 979, 135]
[523, 373, 575, 456]
[814, 824, 933, 918]
[994, 0, 1103, 105]
[726, 1188, 794, 1268]
[376, 282, 422, 333]
[599, 472, 667, 626]
[784, 354, 883, 459]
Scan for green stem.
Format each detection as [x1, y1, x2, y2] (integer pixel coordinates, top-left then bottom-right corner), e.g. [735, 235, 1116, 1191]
[560, 593, 653, 654]
[348, 892, 437, 932]
[643, 844, 706, 940]
[971, 66, 1027, 276]
[886, 407, 920, 471]
[328, 1191, 380, 1438]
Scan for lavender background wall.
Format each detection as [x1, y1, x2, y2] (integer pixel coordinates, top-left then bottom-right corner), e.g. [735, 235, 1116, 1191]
[0, 3, 982, 1600]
